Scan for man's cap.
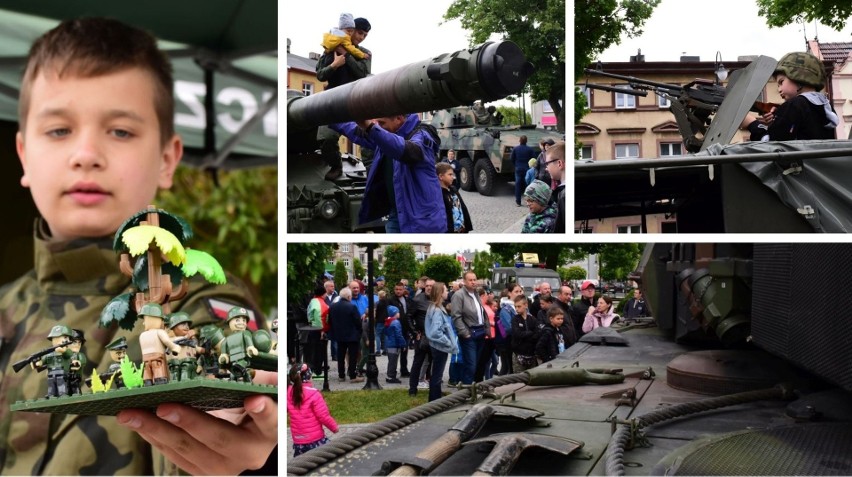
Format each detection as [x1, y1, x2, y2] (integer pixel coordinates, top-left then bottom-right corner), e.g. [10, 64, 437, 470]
[354, 17, 371, 32]
[376, 275, 385, 283]
[523, 180, 552, 205]
[387, 305, 399, 317]
[339, 13, 355, 30]
[581, 280, 596, 290]
[106, 336, 128, 350]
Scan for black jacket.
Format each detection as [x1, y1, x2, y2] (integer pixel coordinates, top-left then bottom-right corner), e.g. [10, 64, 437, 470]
[511, 312, 543, 356]
[748, 94, 836, 141]
[410, 291, 431, 334]
[535, 323, 576, 363]
[571, 297, 595, 337]
[388, 294, 413, 337]
[551, 183, 565, 234]
[441, 186, 473, 233]
[623, 297, 648, 319]
[327, 299, 362, 343]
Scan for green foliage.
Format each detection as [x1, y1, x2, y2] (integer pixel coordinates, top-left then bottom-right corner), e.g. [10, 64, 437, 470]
[422, 254, 464, 285]
[157, 166, 277, 311]
[560, 265, 587, 282]
[318, 389, 430, 425]
[756, 0, 852, 30]
[120, 356, 143, 389]
[488, 243, 571, 270]
[333, 260, 349, 290]
[352, 258, 365, 280]
[445, 0, 566, 132]
[496, 105, 532, 126]
[599, 244, 642, 281]
[382, 244, 420, 285]
[286, 244, 336, 304]
[472, 251, 494, 280]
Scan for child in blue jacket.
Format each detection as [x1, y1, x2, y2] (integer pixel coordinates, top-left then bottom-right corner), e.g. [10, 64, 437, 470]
[384, 305, 407, 383]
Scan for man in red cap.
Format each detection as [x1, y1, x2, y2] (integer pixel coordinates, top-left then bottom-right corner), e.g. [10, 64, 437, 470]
[571, 281, 598, 337]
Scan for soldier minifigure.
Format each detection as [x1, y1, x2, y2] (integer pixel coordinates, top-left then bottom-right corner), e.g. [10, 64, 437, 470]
[270, 318, 278, 356]
[33, 325, 74, 398]
[138, 303, 181, 386]
[66, 329, 88, 395]
[105, 336, 128, 389]
[196, 323, 226, 379]
[167, 312, 203, 382]
[219, 307, 259, 383]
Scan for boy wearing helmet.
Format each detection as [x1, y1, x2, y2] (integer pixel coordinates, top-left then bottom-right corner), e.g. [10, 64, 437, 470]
[740, 52, 838, 141]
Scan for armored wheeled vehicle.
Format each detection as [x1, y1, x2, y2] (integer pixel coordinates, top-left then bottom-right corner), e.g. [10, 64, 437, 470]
[577, 55, 852, 233]
[288, 242, 852, 476]
[430, 105, 561, 196]
[287, 41, 534, 232]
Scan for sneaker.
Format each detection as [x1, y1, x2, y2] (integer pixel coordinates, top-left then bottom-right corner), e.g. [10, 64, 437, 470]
[417, 381, 429, 389]
[350, 376, 365, 383]
[385, 378, 402, 384]
[338, 376, 346, 382]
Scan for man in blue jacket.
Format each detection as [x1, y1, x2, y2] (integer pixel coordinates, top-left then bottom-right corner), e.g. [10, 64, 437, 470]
[332, 114, 446, 233]
[510, 135, 538, 207]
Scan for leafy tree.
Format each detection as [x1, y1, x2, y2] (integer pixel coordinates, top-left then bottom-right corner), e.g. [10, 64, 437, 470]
[496, 105, 532, 126]
[333, 260, 349, 290]
[599, 244, 642, 280]
[382, 244, 420, 286]
[445, 0, 566, 132]
[559, 265, 587, 282]
[472, 250, 495, 280]
[574, 0, 659, 124]
[756, 0, 852, 30]
[286, 243, 335, 304]
[488, 243, 572, 270]
[353, 258, 365, 280]
[157, 166, 277, 311]
[423, 254, 464, 284]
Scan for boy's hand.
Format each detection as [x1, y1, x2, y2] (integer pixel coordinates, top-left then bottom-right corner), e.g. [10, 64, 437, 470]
[331, 51, 346, 69]
[116, 370, 278, 475]
[758, 107, 776, 126]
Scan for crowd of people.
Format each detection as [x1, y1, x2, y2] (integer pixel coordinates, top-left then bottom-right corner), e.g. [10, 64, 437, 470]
[288, 274, 650, 456]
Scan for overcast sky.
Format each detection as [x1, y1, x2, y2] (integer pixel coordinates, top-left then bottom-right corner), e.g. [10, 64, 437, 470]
[598, 0, 852, 63]
[430, 238, 491, 255]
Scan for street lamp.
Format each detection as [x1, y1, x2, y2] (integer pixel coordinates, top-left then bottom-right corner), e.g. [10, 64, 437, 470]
[363, 244, 382, 390]
[714, 51, 728, 84]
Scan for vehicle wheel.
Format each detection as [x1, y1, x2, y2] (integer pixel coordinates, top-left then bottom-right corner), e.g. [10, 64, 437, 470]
[474, 159, 497, 196]
[458, 158, 475, 191]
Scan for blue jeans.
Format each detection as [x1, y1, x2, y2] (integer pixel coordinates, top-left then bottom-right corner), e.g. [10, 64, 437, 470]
[459, 335, 485, 384]
[385, 209, 401, 233]
[514, 169, 527, 205]
[429, 348, 449, 402]
[374, 323, 385, 353]
[449, 361, 463, 384]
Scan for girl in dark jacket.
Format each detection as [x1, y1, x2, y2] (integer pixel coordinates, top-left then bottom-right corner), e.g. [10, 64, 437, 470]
[536, 307, 577, 363]
[437, 163, 473, 233]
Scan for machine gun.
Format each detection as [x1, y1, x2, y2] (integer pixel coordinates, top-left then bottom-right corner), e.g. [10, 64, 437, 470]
[12, 341, 72, 373]
[583, 67, 780, 153]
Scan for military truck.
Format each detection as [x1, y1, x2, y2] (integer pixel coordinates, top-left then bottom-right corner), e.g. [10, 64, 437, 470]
[431, 105, 560, 196]
[289, 243, 852, 475]
[287, 41, 534, 232]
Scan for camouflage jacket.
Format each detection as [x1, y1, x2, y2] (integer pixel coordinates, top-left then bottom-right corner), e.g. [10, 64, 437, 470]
[0, 229, 264, 475]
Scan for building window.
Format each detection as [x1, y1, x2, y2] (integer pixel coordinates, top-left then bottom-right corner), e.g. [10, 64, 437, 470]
[660, 142, 683, 156]
[617, 225, 641, 234]
[327, 259, 334, 266]
[614, 143, 640, 160]
[658, 94, 671, 108]
[341, 244, 350, 253]
[615, 91, 636, 109]
[360, 253, 366, 263]
[581, 145, 594, 161]
[343, 258, 350, 268]
[302, 82, 314, 96]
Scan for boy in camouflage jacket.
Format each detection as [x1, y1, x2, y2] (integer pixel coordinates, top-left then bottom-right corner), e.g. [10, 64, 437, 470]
[0, 18, 276, 475]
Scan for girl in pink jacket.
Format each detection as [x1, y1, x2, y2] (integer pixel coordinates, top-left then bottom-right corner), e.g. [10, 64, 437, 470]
[288, 363, 339, 456]
[582, 296, 618, 333]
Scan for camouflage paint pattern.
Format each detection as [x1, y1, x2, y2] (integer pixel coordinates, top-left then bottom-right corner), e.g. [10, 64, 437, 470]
[0, 228, 265, 475]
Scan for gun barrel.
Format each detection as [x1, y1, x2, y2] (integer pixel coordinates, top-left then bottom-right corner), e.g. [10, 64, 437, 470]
[288, 41, 534, 130]
[584, 68, 683, 93]
[584, 83, 648, 97]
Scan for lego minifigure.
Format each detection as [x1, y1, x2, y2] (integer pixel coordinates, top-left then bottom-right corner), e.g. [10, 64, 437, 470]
[138, 303, 181, 386]
[219, 307, 259, 382]
[33, 325, 74, 398]
[105, 336, 128, 389]
[167, 312, 203, 381]
[66, 329, 88, 395]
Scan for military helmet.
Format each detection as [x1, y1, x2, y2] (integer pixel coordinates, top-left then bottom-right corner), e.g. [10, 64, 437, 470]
[71, 329, 86, 343]
[227, 306, 250, 322]
[139, 303, 165, 319]
[168, 312, 192, 329]
[774, 52, 825, 90]
[199, 324, 225, 345]
[47, 324, 73, 339]
[106, 336, 128, 350]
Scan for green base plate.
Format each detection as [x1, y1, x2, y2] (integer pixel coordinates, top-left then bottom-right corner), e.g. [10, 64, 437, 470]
[10, 379, 278, 416]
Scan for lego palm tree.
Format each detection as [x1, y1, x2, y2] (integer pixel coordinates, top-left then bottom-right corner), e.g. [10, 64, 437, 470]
[100, 205, 226, 330]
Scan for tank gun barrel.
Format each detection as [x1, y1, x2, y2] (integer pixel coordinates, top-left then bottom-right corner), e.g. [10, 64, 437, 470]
[289, 41, 534, 129]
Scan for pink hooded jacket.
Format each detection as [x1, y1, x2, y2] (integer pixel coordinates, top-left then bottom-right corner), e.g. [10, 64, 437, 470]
[287, 385, 339, 444]
[582, 307, 617, 333]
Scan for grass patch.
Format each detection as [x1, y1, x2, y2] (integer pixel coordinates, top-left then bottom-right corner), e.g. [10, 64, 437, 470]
[286, 388, 430, 426]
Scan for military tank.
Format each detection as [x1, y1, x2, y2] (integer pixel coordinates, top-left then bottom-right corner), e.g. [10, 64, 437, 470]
[430, 105, 561, 196]
[288, 242, 852, 476]
[287, 41, 534, 233]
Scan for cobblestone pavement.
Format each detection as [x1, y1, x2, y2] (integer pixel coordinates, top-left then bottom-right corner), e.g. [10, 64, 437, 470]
[458, 180, 529, 233]
[286, 349, 457, 460]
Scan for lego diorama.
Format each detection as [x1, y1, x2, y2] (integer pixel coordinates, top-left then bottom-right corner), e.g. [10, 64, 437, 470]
[10, 206, 278, 416]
